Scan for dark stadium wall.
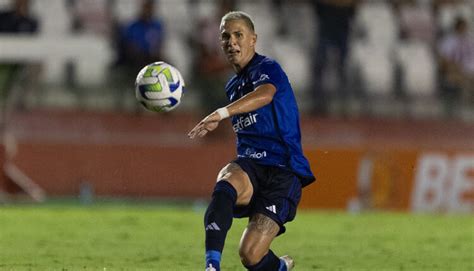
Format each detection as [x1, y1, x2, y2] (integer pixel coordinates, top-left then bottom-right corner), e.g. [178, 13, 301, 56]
[12, 142, 471, 212]
[11, 142, 235, 198]
[4, 110, 474, 212]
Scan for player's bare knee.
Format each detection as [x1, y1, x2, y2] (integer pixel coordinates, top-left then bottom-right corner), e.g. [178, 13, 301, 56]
[216, 163, 253, 205]
[235, 186, 252, 205]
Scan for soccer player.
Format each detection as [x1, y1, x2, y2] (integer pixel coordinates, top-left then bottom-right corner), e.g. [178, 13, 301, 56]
[188, 11, 315, 271]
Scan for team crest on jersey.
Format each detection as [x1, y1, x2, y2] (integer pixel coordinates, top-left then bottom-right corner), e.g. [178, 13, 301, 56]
[252, 74, 270, 85]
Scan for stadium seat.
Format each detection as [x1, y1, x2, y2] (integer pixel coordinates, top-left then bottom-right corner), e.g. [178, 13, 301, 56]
[157, 0, 191, 36]
[356, 2, 398, 51]
[193, 0, 217, 18]
[276, 0, 316, 50]
[395, 41, 442, 118]
[349, 42, 400, 117]
[395, 41, 436, 97]
[271, 38, 311, 110]
[350, 2, 408, 116]
[113, 0, 140, 24]
[31, 0, 71, 36]
[350, 43, 394, 97]
[0, 0, 10, 9]
[272, 38, 310, 94]
[163, 33, 191, 83]
[238, 0, 278, 54]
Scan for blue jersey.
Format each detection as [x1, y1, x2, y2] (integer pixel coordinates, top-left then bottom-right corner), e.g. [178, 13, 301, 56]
[225, 53, 315, 187]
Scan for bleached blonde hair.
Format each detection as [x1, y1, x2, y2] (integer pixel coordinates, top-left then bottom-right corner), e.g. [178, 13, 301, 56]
[220, 11, 255, 33]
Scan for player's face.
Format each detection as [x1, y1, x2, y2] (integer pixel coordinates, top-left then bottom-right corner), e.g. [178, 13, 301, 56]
[220, 19, 257, 71]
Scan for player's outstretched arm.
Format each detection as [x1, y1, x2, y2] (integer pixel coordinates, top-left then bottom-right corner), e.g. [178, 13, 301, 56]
[188, 83, 276, 139]
[187, 111, 221, 139]
[226, 83, 276, 116]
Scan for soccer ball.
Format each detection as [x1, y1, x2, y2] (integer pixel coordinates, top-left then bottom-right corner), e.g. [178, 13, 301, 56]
[135, 61, 185, 112]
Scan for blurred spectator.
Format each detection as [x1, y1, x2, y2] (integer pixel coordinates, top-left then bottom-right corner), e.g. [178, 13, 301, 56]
[312, 0, 359, 116]
[0, 0, 38, 33]
[64, 0, 117, 107]
[432, 0, 470, 39]
[392, 0, 435, 44]
[271, 0, 288, 37]
[189, 0, 234, 114]
[116, 0, 165, 70]
[110, 0, 165, 111]
[67, 0, 115, 37]
[437, 16, 474, 116]
[0, 0, 40, 110]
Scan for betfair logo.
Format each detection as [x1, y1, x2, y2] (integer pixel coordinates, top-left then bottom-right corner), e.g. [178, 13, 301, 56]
[233, 113, 258, 132]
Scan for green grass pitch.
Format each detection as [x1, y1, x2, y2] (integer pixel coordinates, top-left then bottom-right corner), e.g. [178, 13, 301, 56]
[0, 203, 472, 270]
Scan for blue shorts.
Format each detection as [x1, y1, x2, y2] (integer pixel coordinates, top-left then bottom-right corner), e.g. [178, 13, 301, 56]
[233, 158, 302, 235]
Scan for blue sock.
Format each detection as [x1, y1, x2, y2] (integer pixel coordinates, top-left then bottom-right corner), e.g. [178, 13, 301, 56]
[204, 181, 237, 270]
[205, 250, 221, 270]
[245, 250, 281, 271]
[278, 258, 288, 271]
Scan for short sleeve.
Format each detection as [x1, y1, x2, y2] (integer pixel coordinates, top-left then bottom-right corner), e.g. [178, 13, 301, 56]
[250, 61, 284, 90]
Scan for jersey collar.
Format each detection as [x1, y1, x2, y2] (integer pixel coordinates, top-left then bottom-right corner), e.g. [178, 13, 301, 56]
[237, 52, 261, 76]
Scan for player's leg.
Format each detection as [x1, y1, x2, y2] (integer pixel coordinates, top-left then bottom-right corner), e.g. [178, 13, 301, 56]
[239, 168, 302, 271]
[204, 162, 253, 271]
[239, 213, 292, 271]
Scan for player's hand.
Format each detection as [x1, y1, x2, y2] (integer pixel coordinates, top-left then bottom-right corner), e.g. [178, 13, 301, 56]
[188, 111, 221, 139]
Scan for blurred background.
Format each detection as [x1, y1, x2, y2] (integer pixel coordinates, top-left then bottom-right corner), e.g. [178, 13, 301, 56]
[0, 0, 472, 213]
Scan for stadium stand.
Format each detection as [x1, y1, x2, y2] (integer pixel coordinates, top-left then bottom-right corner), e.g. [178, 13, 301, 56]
[0, 0, 472, 118]
[394, 41, 441, 118]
